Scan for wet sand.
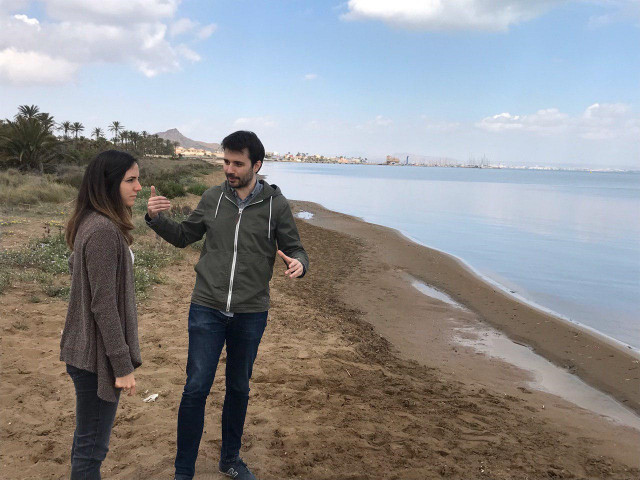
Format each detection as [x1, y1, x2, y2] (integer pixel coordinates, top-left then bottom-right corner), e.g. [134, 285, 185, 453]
[295, 201, 640, 415]
[1, 187, 639, 479]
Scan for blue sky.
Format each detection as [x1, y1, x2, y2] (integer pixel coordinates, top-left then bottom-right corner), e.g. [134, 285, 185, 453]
[1, 0, 639, 167]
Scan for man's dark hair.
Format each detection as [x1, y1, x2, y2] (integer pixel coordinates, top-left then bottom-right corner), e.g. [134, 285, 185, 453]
[221, 131, 265, 166]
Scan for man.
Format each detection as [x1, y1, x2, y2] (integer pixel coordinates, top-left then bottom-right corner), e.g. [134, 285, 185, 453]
[146, 131, 309, 480]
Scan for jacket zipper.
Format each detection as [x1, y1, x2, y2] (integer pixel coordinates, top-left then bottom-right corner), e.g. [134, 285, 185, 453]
[224, 195, 265, 311]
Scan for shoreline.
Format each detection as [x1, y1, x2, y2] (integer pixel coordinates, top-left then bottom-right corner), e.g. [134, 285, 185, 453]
[292, 200, 640, 415]
[396, 228, 640, 356]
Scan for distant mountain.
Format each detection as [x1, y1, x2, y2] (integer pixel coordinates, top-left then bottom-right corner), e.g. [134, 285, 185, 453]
[155, 128, 220, 152]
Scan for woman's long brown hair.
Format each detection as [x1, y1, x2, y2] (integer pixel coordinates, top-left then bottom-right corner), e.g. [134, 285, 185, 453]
[66, 150, 137, 248]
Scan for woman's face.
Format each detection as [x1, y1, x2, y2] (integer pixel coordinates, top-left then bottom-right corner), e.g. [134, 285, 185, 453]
[120, 163, 142, 207]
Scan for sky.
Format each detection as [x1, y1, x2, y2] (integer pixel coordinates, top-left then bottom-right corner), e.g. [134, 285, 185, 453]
[1, 0, 639, 168]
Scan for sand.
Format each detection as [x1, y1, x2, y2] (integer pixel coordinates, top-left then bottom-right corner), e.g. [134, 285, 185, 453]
[1, 186, 639, 479]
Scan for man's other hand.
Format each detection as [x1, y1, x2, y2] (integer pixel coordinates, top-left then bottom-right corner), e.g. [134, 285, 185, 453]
[147, 185, 172, 219]
[277, 250, 304, 279]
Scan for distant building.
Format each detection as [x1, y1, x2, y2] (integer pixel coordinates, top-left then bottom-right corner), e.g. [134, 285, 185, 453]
[386, 155, 400, 165]
[176, 146, 211, 157]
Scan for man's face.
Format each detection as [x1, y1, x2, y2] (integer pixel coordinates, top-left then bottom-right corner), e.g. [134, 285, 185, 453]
[223, 148, 261, 189]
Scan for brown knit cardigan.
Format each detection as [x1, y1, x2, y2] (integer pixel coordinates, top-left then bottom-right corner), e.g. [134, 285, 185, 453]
[60, 211, 141, 402]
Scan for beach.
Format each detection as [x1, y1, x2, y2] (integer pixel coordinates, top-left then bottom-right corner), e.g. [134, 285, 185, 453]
[1, 180, 639, 479]
[296, 201, 640, 415]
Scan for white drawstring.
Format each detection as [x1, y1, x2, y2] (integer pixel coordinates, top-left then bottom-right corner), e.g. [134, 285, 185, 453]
[215, 192, 223, 218]
[267, 196, 272, 239]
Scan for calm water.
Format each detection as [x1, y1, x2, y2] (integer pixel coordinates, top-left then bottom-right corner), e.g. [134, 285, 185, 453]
[261, 162, 640, 349]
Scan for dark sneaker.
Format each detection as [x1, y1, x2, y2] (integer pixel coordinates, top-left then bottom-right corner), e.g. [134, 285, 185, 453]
[218, 458, 257, 480]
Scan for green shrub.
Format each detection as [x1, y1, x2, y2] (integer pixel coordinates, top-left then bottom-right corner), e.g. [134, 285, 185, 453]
[43, 283, 70, 299]
[132, 241, 184, 299]
[187, 183, 208, 196]
[54, 165, 85, 188]
[133, 186, 152, 215]
[154, 181, 185, 199]
[139, 162, 212, 185]
[0, 270, 10, 294]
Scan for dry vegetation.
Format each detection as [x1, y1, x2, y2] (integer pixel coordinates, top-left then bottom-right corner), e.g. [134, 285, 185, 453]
[0, 158, 220, 301]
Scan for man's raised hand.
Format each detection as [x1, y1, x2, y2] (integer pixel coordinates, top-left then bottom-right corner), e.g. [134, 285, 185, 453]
[277, 250, 304, 279]
[147, 185, 172, 219]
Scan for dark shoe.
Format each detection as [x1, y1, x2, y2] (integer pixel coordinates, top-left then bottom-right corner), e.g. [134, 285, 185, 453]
[218, 458, 257, 480]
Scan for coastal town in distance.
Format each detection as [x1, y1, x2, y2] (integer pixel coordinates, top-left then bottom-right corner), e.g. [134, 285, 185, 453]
[166, 128, 625, 172]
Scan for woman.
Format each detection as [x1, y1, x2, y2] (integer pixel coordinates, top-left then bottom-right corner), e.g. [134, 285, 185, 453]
[61, 150, 143, 479]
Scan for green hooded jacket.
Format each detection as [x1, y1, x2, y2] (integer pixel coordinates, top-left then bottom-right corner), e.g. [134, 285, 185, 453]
[147, 180, 309, 312]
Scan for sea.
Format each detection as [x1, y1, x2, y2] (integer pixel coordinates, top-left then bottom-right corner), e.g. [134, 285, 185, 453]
[261, 162, 640, 350]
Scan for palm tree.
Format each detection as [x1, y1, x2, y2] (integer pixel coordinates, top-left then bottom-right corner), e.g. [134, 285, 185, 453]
[71, 122, 84, 140]
[129, 131, 141, 151]
[92, 127, 103, 140]
[0, 116, 61, 172]
[14, 106, 55, 134]
[36, 113, 56, 133]
[109, 121, 123, 144]
[140, 131, 148, 155]
[16, 104, 40, 119]
[151, 134, 161, 154]
[120, 130, 130, 147]
[59, 121, 72, 140]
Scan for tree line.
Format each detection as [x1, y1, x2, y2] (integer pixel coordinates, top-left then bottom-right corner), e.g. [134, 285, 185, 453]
[0, 105, 179, 173]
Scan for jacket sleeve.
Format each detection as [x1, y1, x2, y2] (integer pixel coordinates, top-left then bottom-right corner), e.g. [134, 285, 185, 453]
[84, 229, 134, 378]
[275, 197, 309, 277]
[145, 194, 207, 248]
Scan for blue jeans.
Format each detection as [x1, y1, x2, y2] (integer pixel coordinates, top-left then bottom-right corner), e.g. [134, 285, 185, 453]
[174, 303, 268, 479]
[66, 364, 120, 480]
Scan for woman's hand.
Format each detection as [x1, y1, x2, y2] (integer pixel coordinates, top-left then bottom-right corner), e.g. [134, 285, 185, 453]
[115, 372, 136, 396]
[147, 185, 172, 219]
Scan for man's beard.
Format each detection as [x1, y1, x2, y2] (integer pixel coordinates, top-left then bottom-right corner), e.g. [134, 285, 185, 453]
[227, 170, 254, 189]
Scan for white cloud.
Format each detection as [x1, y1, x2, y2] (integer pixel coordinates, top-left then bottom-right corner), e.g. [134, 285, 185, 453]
[234, 116, 278, 129]
[342, 0, 568, 32]
[477, 108, 569, 134]
[170, 18, 215, 38]
[304, 73, 318, 80]
[0, 0, 29, 13]
[476, 103, 638, 140]
[588, 0, 640, 28]
[582, 102, 629, 119]
[0, 1, 215, 85]
[372, 114, 392, 126]
[42, 0, 180, 24]
[170, 17, 197, 36]
[0, 47, 77, 84]
[13, 13, 38, 27]
[197, 23, 217, 39]
[175, 44, 201, 63]
[580, 102, 638, 140]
